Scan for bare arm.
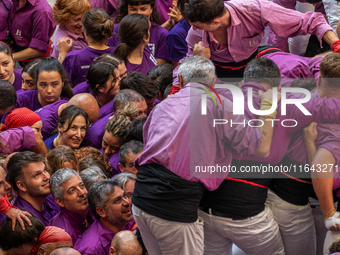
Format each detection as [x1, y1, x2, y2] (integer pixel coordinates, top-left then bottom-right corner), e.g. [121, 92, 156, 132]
[303, 122, 318, 165]
[323, 30, 339, 45]
[13, 48, 43, 62]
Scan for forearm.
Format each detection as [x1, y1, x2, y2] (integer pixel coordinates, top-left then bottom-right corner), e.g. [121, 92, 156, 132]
[305, 142, 317, 166]
[312, 177, 335, 217]
[252, 117, 274, 157]
[13, 47, 43, 61]
[322, 30, 339, 45]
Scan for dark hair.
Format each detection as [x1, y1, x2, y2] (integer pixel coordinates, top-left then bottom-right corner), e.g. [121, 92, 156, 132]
[305, 0, 323, 3]
[113, 89, 144, 112]
[87, 61, 119, 97]
[116, 0, 161, 25]
[119, 140, 143, 166]
[120, 72, 159, 100]
[83, 8, 114, 42]
[22, 59, 42, 86]
[78, 157, 107, 175]
[0, 216, 45, 251]
[113, 14, 149, 61]
[290, 78, 317, 92]
[304, 36, 331, 58]
[320, 53, 340, 88]
[0, 41, 13, 58]
[183, 0, 225, 23]
[0, 80, 17, 110]
[7, 151, 45, 192]
[46, 145, 78, 174]
[148, 64, 174, 99]
[329, 240, 340, 253]
[163, 84, 172, 98]
[243, 58, 281, 87]
[177, 0, 189, 13]
[96, 54, 124, 66]
[128, 117, 146, 142]
[36, 57, 74, 99]
[58, 105, 90, 132]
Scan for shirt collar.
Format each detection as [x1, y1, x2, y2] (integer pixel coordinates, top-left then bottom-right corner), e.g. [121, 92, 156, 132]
[97, 220, 115, 249]
[61, 208, 87, 225]
[224, 2, 241, 27]
[59, 26, 86, 41]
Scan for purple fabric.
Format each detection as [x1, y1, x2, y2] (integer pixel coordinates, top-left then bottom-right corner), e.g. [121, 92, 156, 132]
[0, 0, 13, 41]
[315, 2, 325, 14]
[136, 83, 262, 191]
[49, 208, 93, 244]
[109, 22, 169, 60]
[99, 100, 114, 119]
[100, 149, 120, 176]
[81, 114, 111, 148]
[0, 212, 5, 225]
[74, 219, 116, 255]
[63, 47, 116, 86]
[16, 89, 42, 111]
[125, 47, 157, 75]
[155, 0, 172, 24]
[51, 26, 87, 59]
[89, 0, 118, 21]
[266, 0, 329, 51]
[0, 126, 35, 154]
[14, 194, 60, 226]
[35, 100, 68, 139]
[8, 0, 55, 52]
[73, 82, 91, 95]
[166, 18, 191, 61]
[13, 69, 22, 91]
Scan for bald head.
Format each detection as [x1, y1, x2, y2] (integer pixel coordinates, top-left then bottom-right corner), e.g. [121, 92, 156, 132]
[66, 93, 101, 123]
[4, 152, 17, 170]
[110, 231, 143, 255]
[50, 247, 81, 255]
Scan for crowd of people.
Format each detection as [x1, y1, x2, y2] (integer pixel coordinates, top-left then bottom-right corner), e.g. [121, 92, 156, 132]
[2, 0, 340, 254]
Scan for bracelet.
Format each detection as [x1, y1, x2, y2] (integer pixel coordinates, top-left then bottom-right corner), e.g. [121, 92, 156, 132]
[324, 209, 337, 217]
[58, 56, 65, 61]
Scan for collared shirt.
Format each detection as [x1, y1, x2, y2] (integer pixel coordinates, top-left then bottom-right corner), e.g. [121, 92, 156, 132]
[186, 0, 332, 63]
[125, 47, 158, 75]
[136, 83, 262, 191]
[74, 219, 116, 255]
[50, 26, 87, 59]
[8, 0, 55, 52]
[49, 208, 93, 244]
[35, 100, 69, 139]
[0, 126, 35, 154]
[12, 69, 22, 91]
[99, 100, 114, 120]
[73, 82, 91, 95]
[0, 0, 13, 41]
[14, 194, 60, 226]
[81, 113, 111, 148]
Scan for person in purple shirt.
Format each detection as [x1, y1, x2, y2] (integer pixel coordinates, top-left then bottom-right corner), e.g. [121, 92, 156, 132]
[89, 0, 119, 22]
[114, 14, 157, 75]
[51, 0, 91, 61]
[49, 168, 93, 244]
[132, 56, 279, 255]
[21, 58, 42, 91]
[63, 8, 115, 87]
[74, 179, 133, 255]
[7, 151, 61, 226]
[8, 0, 56, 64]
[147, 63, 174, 101]
[112, 0, 169, 64]
[0, 0, 12, 43]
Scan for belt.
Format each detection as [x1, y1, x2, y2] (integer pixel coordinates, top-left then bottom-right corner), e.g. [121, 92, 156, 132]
[199, 207, 248, 221]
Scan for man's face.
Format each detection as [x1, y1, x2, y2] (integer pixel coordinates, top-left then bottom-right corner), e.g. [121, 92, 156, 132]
[124, 179, 135, 203]
[103, 186, 133, 227]
[191, 21, 220, 32]
[19, 162, 51, 198]
[119, 152, 142, 175]
[132, 101, 147, 119]
[0, 166, 12, 199]
[57, 175, 88, 215]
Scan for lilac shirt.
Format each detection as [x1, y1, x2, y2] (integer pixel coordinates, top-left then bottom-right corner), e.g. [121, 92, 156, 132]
[51, 26, 87, 59]
[13, 69, 22, 91]
[14, 194, 60, 226]
[63, 47, 116, 86]
[89, 0, 118, 21]
[81, 114, 111, 148]
[74, 219, 116, 255]
[109, 22, 169, 60]
[0, 0, 12, 41]
[73, 82, 91, 95]
[49, 208, 92, 244]
[0, 126, 35, 154]
[136, 83, 262, 191]
[8, 0, 55, 52]
[35, 100, 68, 139]
[125, 47, 158, 75]
[155, 0, 172, 24]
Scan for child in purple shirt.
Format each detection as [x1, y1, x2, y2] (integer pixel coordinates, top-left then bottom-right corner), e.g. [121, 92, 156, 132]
[114, 14, 157, 75]
[63, 8, 115, 86]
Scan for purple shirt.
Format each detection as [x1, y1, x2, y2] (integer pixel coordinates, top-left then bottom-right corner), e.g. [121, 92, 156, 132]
[89, 0, 118, 21]
[155, 0, 172, 24]
[166, 18, 191, 61]
[13, 69, 22, 91]
[35, 100, 68, 139]
[49, 208, 92, 244]
[109, 22, 169, 60]
[100, 149, 120, 176]
[8, 0, 56, 52]
[63, 47, 116, 86]
[125, 47, 158, 75]
[0, 126, 35, 154]
[74, 219, 116, 255]
[73, 82, 91, 95]
[185, 0, 332, 64]
[14, 194, 60, 226]
[0, 0, 12, 41]
[99, 100, 114, 119]
[136, 83, 262, 191]
[81, 114, 111, 148]
[51, 26, 87, 59]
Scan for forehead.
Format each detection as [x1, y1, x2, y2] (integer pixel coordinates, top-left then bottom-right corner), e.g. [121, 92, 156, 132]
[22, 161, 45, 174]
[128, 3, 151, 8]
[125, 151, 141, 162]
[0, 167, 6, 180]
[133, 100, 147, 110]
[61, 175, 82, 190]
[38, 71, 61, 81]
[22, 72, 33, 80]
[107, 186, 124, 203]
[103, 131, 122, 145]
[67, 115, 86, 126]
[0, 52, 12, 61]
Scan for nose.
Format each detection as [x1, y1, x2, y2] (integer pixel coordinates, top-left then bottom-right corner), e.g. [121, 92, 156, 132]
[46, 85, 52, 93]
[4, 180, 11, 190]
[104, 147, 111, 156]
[76, 128, 81, 138]
[22, 82, 27, 90]
[0, 66, 4, 74]
[43, 171, 51, 180]
[123, 196, 131, 205]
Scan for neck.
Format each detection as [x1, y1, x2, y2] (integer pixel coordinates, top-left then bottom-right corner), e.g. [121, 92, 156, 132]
[317, 83, 340, 98]
[18, 0, 25, 7]
[219, 8, 231, 29]
[19, 193, 46, 212]
[127, 44, 145, 64]
[95, 93, 108, 108]
[8, 73, 15, 85]
[258, 82, 272, 91]
[38, 93, 60, 107]
[100, 218, 126, 234]
[54, 134, 66, 147]
[86, 36, 109, 50]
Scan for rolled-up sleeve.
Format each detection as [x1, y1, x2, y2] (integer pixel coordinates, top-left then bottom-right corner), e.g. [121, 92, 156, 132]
[0, 126, 35, 153]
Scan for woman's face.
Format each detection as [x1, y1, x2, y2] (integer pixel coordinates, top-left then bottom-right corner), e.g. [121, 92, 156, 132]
[37, 71, 64, 106]
[0, 52, 14, 82]
[64, 13, 84, 37]
[128, 4, 153, 20]
[102, 130, 123, 157]
[31, 120, 43, 138]
[22, 72, 36, 90]
[59, 115, 87, 149]
[118, 63, 128, 80]
[105, 69, 121, 102]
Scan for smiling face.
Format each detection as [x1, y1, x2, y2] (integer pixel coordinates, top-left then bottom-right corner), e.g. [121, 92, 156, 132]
[37, 71, 64, 106]
[127, 4, 153, 21]
[102, 131, 123, 157]
[58, 115, 87, 149]
[0, 52, 14, 82]
[64, 13, 84, 37]
[22, 72, 36, 90]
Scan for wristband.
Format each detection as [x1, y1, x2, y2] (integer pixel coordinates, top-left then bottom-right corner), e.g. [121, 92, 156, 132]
[325, 211, 340, 229]
[324, 209, 336, 218]
[58, 56, 65, 61]
[331, 40, 340, 54]
[169, 85, 180, 95]
[0, 193, 12, 214]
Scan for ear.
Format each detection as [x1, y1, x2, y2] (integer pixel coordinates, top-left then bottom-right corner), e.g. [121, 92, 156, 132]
[96, 207, 106, 218]
[212, 18, 221, 26]
[16, 180, 27, 193]
[109, 246, 117, 255]
[96, 84, 105, 93]
[118, 163, 124, 172]
[316, 75, 321, 89]
[38, 246, 46, 255]
[55, 197, 65, 208]
[178, 74, 184, 89]
[57, 123, 63, 134]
